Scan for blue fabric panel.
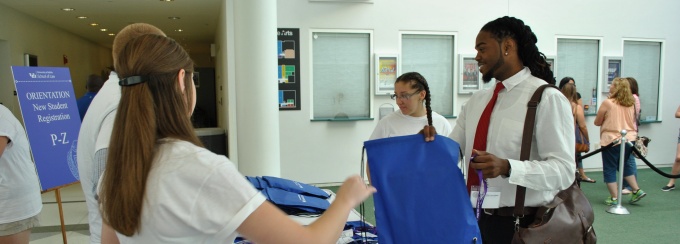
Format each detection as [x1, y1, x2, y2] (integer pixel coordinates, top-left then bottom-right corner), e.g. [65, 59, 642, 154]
[263, 187, 330, 214]
[365, 134, 481, 243]
[262, 176, 330, 199]
[245, 176, 262, 189]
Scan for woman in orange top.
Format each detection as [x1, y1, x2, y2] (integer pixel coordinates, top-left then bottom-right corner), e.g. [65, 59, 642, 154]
[594, 77, 646, 206]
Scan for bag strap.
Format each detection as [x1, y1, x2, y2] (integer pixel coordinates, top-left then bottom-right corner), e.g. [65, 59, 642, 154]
[514, 84, 557, 217]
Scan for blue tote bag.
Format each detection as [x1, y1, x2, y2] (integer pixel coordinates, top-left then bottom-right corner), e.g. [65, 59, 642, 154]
[364, 134, 481, 243]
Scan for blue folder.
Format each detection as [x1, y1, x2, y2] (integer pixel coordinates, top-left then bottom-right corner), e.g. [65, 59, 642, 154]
[263, 187, 330, 214]
[262, 176, 330, 199]
[365, 134, 481, 243]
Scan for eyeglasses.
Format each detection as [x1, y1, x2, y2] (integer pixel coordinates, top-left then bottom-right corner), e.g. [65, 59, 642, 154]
[390, 90, 421, 100]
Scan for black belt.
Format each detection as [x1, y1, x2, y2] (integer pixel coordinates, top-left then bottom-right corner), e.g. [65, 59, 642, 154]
[483, 207, 538, 217]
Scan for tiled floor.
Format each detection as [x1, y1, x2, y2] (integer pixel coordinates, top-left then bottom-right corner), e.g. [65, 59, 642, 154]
[30, 183, 91, 244]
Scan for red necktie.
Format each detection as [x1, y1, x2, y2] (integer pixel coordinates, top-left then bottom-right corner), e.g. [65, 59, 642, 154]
[467, 82, 505, 194]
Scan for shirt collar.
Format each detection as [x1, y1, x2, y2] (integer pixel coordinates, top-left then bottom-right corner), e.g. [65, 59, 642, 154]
[497, 67, 531, 92]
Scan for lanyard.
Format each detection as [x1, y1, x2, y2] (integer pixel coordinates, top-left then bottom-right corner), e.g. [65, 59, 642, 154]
[471, 155, 487, 220]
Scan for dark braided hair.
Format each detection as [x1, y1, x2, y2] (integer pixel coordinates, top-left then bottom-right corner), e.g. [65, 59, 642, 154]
[395, 72, 433, 126]
[481, 16, 553, 83]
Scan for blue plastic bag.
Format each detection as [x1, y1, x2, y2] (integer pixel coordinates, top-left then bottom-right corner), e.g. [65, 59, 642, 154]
[365, 134, 481, 243]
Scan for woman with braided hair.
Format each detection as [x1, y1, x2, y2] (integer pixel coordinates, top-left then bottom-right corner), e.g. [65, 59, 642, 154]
[367, 72, 452, 182]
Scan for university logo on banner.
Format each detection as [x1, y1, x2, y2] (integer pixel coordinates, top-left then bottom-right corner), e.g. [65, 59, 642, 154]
[11, 66, 80, 191]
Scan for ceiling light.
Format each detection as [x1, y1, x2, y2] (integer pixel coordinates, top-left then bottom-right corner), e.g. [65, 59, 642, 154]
[160, 0, 174, 2]
[76, 16, 87, 19]
[90, 23, 99, 26]
[175, 29, 183, 32]
[168, 17, 181, 20]
[100, 29, 108, 32]
[61, 8, 75, 11]
[108, 33, 116, 36]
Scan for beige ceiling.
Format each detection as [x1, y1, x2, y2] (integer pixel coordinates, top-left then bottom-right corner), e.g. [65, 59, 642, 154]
[0, 0, 222, 54]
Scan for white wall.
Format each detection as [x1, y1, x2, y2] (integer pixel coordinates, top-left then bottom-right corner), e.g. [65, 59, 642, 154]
[0, 3, 112, 119]
[271, 0, 680, 184]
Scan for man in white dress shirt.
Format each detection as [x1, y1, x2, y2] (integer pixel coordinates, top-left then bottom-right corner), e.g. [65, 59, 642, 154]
[425, 16, 575, 242]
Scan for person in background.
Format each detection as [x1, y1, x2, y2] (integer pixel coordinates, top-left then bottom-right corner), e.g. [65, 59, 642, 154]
[76, 74, 104, 120]
[0, 104, 42, 244]
[76, 23, 167, 244]
[421, 16, 575, 242]
[594, 77, 647, 206]
[558, 77, 583, 111]
[622, 77, 641, 194]
[661, 105, 680, 191]
[561, 83, 594, 183]
[99, 34, 375, 243]
[559, 77, 595, 183]
[367, 71, 452, 182]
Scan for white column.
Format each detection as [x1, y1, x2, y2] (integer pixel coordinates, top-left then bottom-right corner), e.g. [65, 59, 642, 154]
[232, 0, 280, 176]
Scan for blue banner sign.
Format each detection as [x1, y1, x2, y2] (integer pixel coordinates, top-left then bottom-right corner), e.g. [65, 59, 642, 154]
[11, 66, 80, 191]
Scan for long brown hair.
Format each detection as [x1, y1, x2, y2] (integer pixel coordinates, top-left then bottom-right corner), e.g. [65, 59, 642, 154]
[112, 23, 165, 65]
[100, 34, 202, 236]
[560, 83, 579, 104]
[609, 77, 634, 107]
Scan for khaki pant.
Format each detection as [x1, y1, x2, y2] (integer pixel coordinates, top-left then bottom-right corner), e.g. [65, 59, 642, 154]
[0, 215, 40, 236]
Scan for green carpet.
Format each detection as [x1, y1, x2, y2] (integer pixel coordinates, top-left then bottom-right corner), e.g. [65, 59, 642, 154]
[324, 167, 679, 243]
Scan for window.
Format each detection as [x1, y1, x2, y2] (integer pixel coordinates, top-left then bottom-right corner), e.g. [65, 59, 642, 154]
[556, 38, 601, 115]
[623, 40, 663, 122]
[311, 31, 372, 120]
[400, 32, 456, 117]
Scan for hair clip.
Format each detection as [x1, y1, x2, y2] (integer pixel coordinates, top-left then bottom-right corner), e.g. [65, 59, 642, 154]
[119, 76, 148, 86]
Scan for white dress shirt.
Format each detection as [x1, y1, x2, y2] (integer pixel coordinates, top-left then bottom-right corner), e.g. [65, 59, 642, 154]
[450, 67, 576, 208]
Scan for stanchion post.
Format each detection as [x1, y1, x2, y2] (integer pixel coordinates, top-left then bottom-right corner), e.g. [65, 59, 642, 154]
[607, 130, 630, 215]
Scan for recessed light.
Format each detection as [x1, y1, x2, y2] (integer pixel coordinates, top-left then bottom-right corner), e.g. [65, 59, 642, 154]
[160, 0, 174, 2]
[100, 29, 108, 32]
[90, 23, 99, 26]
[108, 33, 116, 36]
[168, 17, 181, 20]
[76, 16, 87, 19]
[61, 8, 75, 11]
[175, 29, 183, 32]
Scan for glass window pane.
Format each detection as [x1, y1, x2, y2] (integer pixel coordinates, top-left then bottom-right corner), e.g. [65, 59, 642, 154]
[556, 38, 600, 115]
[401, 34, 455, 116]
[312, 32, 370, 119]
[623, 41, 661, 121]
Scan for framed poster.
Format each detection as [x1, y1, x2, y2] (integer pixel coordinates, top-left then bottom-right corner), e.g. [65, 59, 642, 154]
[277, 28, 301, 110]
[602, 56, 622, 93]
[375, 54, 399, 95]
[459, 54, 480, 94]
[545, 55, 556, 73]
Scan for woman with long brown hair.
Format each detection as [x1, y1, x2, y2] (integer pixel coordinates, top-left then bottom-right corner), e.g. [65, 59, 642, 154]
[561, 83, 594, 183]
[594, 77, 646, 206]
[559, 80, 596, 183]
[99, 34, 375, 243]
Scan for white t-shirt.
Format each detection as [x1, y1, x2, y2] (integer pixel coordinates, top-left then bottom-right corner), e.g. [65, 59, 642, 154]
[112, 139, 266, 243]
[76, 72, 120, 243]
[369, 110, 452, 140]
[0, 105, 42, 224]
